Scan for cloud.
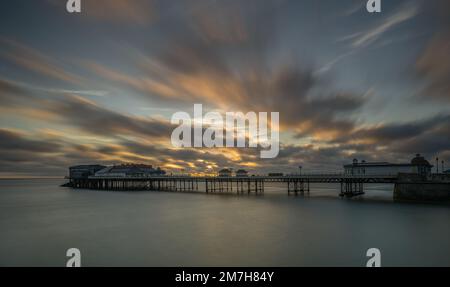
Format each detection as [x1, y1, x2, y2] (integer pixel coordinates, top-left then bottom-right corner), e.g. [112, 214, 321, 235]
[351, 4, 419, 48]
[0, 78, 23, 96]
[46, 0, 156, 25]
[1, 0, 449, 177]
[89, 59, 365, 140]
[0, 128, 71, 177]
[416, 34, 450, 101]
[0, 78, 29, 106]
[337, 115, 448, 143]
[0, 78, 107, 109]
[85, 0, 367, 141]
[327, 114, 450, 163]
[0, 129, 62, 153]
[414, 0, 450, 102]
[45, 95, 174, 139]
[390, 118, 450, 154]
[413, 0, 450, 102]
[0, 39, 83, 85]
[342, 1, 365, 17]
[0, 78, 174, 142]
[1, 108, 448, 177]
[84, 0, 156, 24]
[0, 125, 243, 177]
[315, 51, 355, 74]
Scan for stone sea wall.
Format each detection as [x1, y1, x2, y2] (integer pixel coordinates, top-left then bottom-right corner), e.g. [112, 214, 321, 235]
[394, 173, 450, 202]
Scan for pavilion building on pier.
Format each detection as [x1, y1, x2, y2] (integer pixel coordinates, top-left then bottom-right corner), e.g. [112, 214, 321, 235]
[344, 154, 433, 177]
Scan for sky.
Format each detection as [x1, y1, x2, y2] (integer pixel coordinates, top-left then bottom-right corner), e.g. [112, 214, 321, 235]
[0, 0, 449, 177]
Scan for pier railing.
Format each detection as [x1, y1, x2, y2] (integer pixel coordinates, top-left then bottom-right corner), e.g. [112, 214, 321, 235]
[64, 173, 399, 197]
[86, 173, 398, 180]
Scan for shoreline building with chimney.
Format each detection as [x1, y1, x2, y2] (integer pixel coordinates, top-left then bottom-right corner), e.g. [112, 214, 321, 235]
[344, 154, 433, 177]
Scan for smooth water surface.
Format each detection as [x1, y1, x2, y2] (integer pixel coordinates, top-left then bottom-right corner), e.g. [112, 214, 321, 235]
[1, 179, 449, 266]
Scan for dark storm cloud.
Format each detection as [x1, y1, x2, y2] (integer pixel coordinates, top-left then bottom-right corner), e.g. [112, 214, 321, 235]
[0, 145, 108, 177]
[0, 129, 61, 153]
[45, 95, 174, 139]
[0, 77, 174, 141]
[311, 114, 450, 167]
[236, 66, 365, 134]
[0, 161, 66, 176]
[391, 119, 450, 154]
[0, 129, 69, 176]
[0, 131, 135, 176]
[336, 115, 450, 144]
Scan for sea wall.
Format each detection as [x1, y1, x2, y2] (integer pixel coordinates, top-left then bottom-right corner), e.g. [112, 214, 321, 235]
[394, 173, 450, 202]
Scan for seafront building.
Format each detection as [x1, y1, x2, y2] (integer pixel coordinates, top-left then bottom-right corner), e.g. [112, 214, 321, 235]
[344, 154, 433, 177]
[69, 165, 107, 179]
[268, 172, 284, 177]
[94, 164, 166, 178]
[236, 169, 249, 177]
[69, 164, 166, 179]
[218, 168, 232, 177]
[217, 168, 249, 177]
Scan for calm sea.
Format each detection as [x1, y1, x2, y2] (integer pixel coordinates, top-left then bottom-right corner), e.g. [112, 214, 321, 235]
[1, 179, 449, 266]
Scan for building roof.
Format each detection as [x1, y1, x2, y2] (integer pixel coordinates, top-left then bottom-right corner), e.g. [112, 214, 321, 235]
[95, 164, 165, 175]
[410, 154, 432, 166]
[343, 162, 414, 168]
[70, 164, 106, 169]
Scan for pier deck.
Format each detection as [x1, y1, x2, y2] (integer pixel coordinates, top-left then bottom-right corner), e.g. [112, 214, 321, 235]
[66, 174, 398, 197]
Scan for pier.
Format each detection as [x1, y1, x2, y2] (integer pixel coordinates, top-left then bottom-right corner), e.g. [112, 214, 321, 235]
[66, 174, 398, 197]
[63, 154, 450, 200]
